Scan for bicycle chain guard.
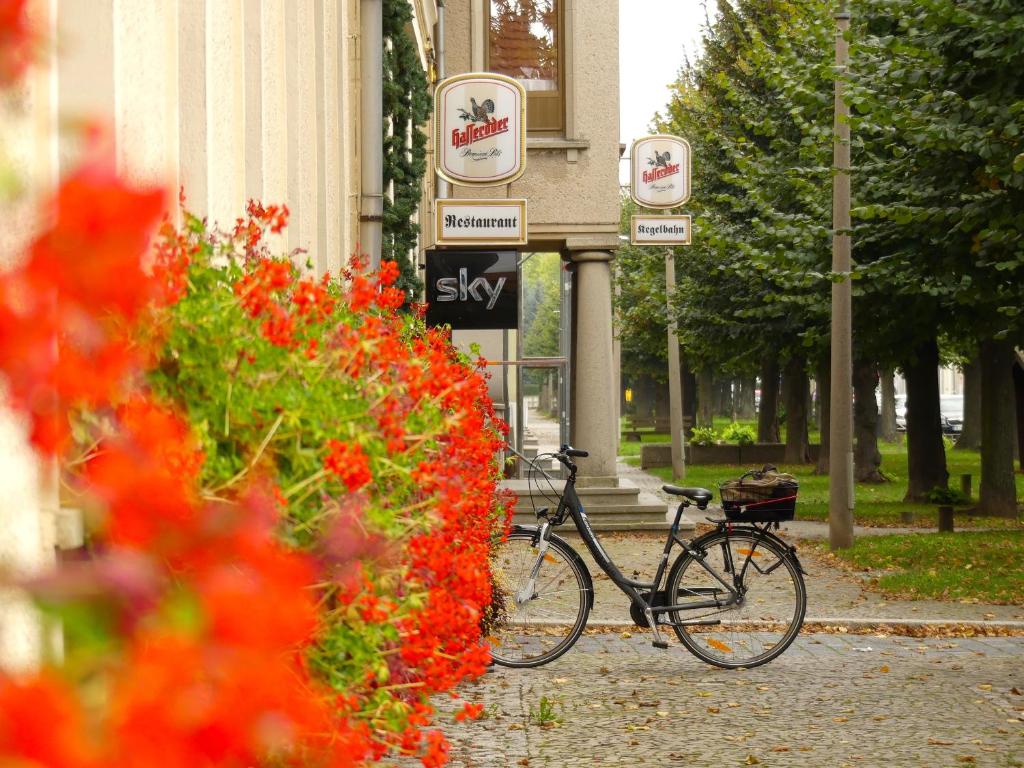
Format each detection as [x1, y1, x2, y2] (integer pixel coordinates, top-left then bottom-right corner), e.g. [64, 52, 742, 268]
[629, 590, 668, 628]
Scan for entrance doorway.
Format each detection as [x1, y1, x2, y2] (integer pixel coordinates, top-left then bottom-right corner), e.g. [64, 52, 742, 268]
[494, 252, 571, 478]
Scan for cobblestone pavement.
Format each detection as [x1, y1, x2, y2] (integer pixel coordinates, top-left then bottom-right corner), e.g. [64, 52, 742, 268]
[435, 633, 1024, 768]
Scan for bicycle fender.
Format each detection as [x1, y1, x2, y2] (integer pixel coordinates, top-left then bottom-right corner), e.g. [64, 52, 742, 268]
[510, 525, 595, 609]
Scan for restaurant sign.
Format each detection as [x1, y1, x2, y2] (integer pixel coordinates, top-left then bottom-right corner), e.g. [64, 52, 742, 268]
[630, 134, 691, 209]
[436, 199, 527, 246]
[434, 73, 526, 187]
[630, 214, 692, 246]
[425, 250, 519, 330]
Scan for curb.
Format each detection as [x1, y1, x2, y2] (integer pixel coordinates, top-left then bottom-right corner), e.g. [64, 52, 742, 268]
[576, 617, 1024, 635]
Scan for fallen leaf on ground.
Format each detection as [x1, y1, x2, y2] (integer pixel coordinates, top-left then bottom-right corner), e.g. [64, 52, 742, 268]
[928, 738, 954, 745]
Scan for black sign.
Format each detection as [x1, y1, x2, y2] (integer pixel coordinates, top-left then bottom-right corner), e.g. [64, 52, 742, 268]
[425, 250, 518, 330]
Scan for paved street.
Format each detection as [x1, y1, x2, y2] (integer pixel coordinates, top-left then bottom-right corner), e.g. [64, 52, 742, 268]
[437, 633, 1024, 767]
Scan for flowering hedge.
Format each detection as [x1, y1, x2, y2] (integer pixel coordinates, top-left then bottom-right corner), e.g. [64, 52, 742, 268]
[0, 175, 511, 766]
[147, 204, 514, 761]
[0, 6, 511, 761]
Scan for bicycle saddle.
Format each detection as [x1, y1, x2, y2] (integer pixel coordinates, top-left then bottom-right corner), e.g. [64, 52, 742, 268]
[662, 485, 713, 508]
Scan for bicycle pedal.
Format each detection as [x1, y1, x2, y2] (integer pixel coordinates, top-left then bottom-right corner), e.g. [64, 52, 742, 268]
[652, 640, 668, 650]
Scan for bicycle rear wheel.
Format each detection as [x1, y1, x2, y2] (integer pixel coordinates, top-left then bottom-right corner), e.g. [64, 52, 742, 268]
[665, 530, 805, 669]
[487, 530, 591, 668]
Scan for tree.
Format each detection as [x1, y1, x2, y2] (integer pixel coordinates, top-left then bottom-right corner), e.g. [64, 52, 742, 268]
[382, 0, 430, 302]
[851, 0, 1024, 506]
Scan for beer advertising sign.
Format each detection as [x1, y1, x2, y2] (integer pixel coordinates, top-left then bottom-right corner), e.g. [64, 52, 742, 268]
[434, 73, 526, 187]
[630, 134, 691, 209]
[425, 250, 519, 330]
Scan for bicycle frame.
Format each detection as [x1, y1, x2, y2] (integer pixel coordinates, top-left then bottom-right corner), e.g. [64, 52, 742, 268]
[527, 470, 797, 648]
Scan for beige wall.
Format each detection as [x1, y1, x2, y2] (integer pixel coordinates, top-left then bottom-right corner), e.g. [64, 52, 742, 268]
[41, 0, 413, 271]
[0, 0, 438, 672]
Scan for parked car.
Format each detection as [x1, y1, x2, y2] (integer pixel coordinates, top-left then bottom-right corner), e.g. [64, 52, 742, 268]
[940, 394, 963, 435]
[894, 394, 907, 432]
[891, 393, 962, 434]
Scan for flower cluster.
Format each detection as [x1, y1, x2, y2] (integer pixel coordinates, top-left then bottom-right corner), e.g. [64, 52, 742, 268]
[0, 0, 34, 86]
[0, 158, 165, 451]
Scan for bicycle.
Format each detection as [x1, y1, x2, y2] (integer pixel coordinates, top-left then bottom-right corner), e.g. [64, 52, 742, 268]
[487, 446, 807, 669]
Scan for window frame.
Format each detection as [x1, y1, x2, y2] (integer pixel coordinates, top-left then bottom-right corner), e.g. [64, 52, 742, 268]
[484, 0, 566, 136]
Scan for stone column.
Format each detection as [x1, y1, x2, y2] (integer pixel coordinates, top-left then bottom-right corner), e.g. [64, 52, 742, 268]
[568, 246, 618, 485]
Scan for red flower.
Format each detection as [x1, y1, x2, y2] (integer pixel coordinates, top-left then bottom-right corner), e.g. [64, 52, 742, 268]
[323, 439, 373, 491]
[0, 0, 35, 86]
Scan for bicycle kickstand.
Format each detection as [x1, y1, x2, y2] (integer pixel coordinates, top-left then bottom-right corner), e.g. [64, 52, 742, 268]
[644, 606, 669, 650]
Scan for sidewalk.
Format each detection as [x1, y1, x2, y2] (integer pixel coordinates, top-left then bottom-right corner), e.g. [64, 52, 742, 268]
[435, 633, 1024, 768]
[579, 460, 1024, 629]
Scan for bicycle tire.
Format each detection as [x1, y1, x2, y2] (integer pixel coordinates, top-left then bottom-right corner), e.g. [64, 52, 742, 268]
[665, 530, 806, 669]
[487, 530, 591, 668]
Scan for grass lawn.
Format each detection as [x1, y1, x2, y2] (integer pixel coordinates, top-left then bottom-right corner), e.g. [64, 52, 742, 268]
[620, 429, 1024, 529]
[815, 531, 1024, 604]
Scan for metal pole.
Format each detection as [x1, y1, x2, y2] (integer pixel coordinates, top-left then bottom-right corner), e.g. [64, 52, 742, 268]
[666, 248, 686, 480]
[359, 0, 384, 271]
[434, 0, 450, 201]
[829, 2, 854, 549]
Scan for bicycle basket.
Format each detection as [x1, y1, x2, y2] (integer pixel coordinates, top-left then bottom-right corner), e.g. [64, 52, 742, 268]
[718, 467, 798, 522]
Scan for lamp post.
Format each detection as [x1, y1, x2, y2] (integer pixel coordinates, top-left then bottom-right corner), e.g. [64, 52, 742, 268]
[829, 0, 854, 549]
[665, 246, 685, 481]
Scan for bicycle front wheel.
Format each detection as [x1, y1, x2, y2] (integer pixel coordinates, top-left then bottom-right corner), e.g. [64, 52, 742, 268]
[487, 530, 591, 668]
[665, 530, 805, 669]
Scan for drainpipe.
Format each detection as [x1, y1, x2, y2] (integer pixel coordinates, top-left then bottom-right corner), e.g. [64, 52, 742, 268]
[359, 0, 383, 271]
[434, 0, 450, 200]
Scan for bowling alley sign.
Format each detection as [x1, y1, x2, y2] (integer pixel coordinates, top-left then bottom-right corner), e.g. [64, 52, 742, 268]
[434, 72, 527, 187]
[630, 134, 691, 209]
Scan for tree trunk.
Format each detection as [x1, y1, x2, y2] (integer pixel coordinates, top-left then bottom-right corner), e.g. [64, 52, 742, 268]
[681, 357, 697, 438]
[978, 337, 1018, 517]
[1014, 357, 1024, 473]
[736, 377, 757, 420]
[879, 367, 898, 443]
[714, 379, 733, 419]
[853, 359, 886, 482]
[697, 368, 714, 428]
[816, 356, 831, 475]
[903, 337, 948, 501]
[956, 354, 981, 450]
[757, 358, 780, 443]
[783, 356, 810, 464]
[652, 376, 671, 433]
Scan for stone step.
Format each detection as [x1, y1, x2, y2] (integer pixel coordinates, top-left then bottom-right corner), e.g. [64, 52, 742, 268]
[511, 492, 696, 531]
[505, 478, 654, 510]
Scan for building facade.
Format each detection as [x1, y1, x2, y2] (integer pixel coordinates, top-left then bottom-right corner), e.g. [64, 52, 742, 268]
[0, 0, 439, 671]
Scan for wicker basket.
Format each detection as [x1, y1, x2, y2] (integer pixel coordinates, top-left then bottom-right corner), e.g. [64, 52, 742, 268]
[719, 468, 799, 522]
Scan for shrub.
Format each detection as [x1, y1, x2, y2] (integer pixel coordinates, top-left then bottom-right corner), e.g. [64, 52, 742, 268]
[690, 426, 719, 447]
[927, 486, 970, 506]
[722, 422, 756, 446]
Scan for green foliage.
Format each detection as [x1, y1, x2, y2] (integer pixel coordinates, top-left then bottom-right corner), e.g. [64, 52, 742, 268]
[383, 0, 430, 302]
[647, 0, 835, 374]
[849, 0, 1024, 345]
[690, 426, 719, 447]
[529, 695, 563, 727]
[722, 421, 756, 446]
[927, 485, 970, 506]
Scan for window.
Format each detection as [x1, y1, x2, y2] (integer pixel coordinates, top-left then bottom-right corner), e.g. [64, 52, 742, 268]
[487, 0, 564, 134]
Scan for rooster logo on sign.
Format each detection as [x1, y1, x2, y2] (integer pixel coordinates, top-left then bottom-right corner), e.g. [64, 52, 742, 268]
[457, 97, 496, 123]
[647, 150, 672, 168]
